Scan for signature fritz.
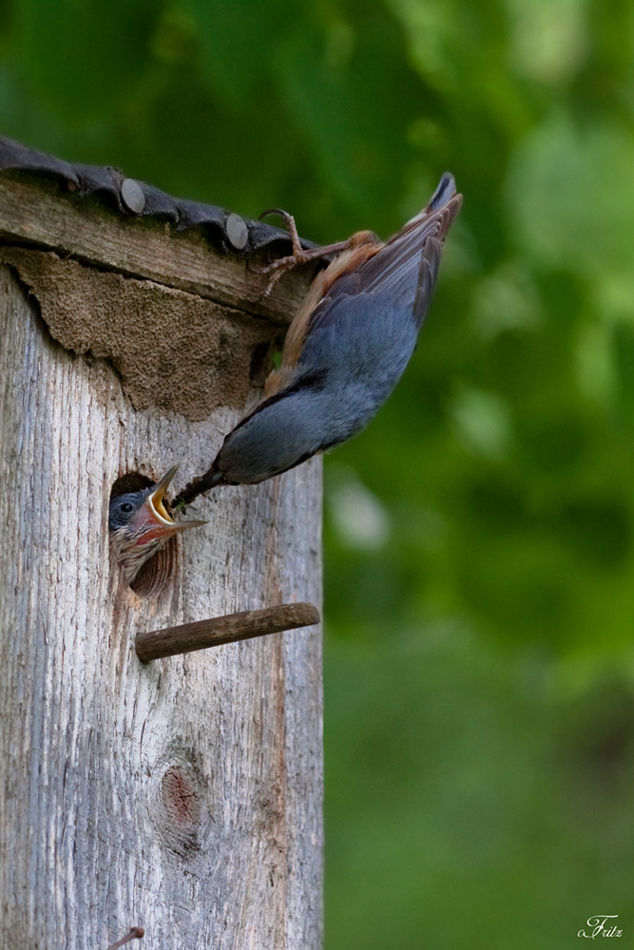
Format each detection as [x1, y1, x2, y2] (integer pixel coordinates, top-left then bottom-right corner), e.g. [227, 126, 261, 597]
[578, 916, 623, 938]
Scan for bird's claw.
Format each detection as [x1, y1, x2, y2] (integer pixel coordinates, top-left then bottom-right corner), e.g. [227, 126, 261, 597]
[251, 208, 316, 295]
[251, 208, 355, 297]
[259, 208, 304, 257]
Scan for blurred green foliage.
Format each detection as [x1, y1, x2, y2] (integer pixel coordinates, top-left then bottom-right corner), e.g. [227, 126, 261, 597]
[2, 0, 634, 945]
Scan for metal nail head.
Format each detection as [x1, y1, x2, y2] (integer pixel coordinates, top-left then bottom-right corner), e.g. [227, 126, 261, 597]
[121, 178, 146, 215]
[226, 212, 248, 250]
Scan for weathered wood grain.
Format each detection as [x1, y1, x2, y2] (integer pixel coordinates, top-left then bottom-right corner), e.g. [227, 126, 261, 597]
[0, 264, 323, 949]
[136, 603, 322, 661]
[0, 174, 316, 325]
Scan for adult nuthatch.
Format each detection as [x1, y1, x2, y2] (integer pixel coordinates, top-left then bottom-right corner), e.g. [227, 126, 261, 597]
[174, 173, 462, 506]
[109, 465, 207, 583]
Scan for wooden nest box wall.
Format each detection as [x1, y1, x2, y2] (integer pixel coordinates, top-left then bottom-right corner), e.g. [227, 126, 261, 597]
[0, 141, 323, 950]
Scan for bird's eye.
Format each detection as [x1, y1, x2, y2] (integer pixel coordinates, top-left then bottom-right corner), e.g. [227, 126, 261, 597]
[120, 502, 134, 513]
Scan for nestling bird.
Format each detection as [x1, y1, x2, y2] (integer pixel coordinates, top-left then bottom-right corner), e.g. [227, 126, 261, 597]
[174, 173, 462, 507]
[109, 465, 207, 584]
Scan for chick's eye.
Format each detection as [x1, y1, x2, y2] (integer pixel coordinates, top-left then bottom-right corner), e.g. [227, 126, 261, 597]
[120, 502, 134, 513]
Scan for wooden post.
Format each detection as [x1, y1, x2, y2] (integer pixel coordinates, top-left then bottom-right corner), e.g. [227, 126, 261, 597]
[0, 171, 323, 948]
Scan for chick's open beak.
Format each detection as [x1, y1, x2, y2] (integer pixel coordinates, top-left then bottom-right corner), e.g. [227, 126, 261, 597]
[133, 465, 208, 543]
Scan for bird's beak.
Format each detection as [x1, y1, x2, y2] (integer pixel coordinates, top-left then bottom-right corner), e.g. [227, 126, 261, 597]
[132, 465, 208, 542]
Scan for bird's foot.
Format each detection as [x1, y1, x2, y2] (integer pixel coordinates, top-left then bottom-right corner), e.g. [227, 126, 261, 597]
[251, 209, 354, 297]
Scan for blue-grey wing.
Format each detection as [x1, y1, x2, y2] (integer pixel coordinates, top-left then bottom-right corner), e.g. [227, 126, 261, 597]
[296, 289, 421, 397]
[306, 178, 461, 338]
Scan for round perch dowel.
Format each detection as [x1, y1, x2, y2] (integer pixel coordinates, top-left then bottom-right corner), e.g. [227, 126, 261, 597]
[135, 602, 321, 661]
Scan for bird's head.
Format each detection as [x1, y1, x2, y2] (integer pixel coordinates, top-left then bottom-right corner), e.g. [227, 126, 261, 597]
[109, 465, 207, 584]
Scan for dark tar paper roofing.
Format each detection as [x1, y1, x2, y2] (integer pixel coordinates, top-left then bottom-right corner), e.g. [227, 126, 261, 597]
[0, 133, 311, 257]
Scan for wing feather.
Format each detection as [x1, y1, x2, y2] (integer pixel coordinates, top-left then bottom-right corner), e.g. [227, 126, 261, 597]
[304, 188, 461, 337]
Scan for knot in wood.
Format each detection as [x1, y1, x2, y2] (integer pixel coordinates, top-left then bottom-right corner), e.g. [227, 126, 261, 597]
[161, 766, 201, 828]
